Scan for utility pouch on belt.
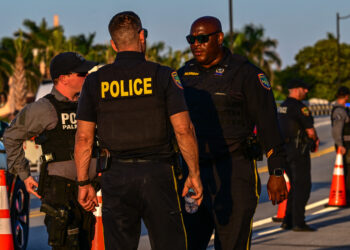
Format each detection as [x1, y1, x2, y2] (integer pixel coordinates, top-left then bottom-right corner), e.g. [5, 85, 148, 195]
[41, 203, 69, 246]
[37, 162, 48, 197]
[244, 135, 263, 161]
[295, 130, 312, 154]
[96, 148, 111, 173]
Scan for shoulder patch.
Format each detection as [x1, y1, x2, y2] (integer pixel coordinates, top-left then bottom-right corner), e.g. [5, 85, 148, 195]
[184, 72, 199, 76]
[258, 73, 271, 90]
[171, 72, 183, 89]
[301, 107, 310, 116]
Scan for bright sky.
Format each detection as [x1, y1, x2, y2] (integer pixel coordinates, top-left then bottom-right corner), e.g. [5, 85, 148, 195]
[1, 0, 350, 68]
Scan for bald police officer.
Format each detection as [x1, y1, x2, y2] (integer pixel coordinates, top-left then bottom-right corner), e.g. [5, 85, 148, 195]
[331, 86, 350, 204]
[178, 16, 288, 250]
[278, 79, 319, 231]
[74, 11, 203, 250]
[4, 52, 98, 249]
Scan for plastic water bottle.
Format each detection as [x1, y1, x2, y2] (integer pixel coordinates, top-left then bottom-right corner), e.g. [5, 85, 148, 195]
[184, 188, 198, 214]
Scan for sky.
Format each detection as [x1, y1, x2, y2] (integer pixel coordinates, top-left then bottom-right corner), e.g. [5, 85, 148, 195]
[1, 0, 350, 68]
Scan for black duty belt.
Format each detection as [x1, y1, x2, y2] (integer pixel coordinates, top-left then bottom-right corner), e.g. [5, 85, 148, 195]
[114, 158, 152, 163]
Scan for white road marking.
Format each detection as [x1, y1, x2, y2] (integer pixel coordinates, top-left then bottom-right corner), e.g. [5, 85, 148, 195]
[252, 201, 339, 240]
[315, 120, 331, 128]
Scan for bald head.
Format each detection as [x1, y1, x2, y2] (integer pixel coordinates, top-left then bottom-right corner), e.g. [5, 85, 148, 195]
[188, 16, 224, 68]
[190, 16, 222, 34]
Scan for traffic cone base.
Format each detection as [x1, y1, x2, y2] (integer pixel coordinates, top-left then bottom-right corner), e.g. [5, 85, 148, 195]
[0, 170, 14, 250]
[327, 148, 347, 207]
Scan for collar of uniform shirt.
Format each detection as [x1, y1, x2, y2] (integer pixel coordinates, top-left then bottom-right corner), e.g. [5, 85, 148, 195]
[114, 51, 146, 63]
[51, 87, 77, 102]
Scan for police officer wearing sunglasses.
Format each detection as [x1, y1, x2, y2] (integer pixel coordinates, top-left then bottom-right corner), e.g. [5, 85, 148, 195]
[4, 52, 98, 249]
[74, 11, 203, 250]
[178, 16, 288, 250]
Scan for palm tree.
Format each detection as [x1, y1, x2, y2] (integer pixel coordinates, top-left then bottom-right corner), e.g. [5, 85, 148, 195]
[146, 42, 192, 69]
[0, 34, 40, 118]
[16, 18, 66, 80]
[224, 24, 281, 84]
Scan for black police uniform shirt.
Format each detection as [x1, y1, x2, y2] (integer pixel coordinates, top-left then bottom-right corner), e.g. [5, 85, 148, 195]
[77, 51, 188, 160]
[277, 97, 314, 140]
[178, 47, 284, 174]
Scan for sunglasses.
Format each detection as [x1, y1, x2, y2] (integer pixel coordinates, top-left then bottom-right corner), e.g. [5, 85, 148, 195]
[68, 72, 88, 77]
[138, 28, 148, 39]
[186, 31, 221, 44]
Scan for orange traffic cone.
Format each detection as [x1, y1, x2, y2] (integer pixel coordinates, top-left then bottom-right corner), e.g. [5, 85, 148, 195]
[272, 172, 291, 222]
[327, 148, 347, 207]
[0, 170, 14, 250]
[91, 190, 105, 250]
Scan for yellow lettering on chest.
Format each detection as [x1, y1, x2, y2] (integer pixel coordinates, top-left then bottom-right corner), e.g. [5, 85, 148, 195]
[101, 78, 153, 99]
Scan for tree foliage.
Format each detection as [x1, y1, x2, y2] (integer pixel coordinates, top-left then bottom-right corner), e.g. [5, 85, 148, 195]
[275, 34, 350, 100]
[224, 24, 281, 85]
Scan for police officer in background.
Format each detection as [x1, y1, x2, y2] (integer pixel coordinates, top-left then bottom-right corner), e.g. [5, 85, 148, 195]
[4, 52, 98, 249]
[278, 79, 319, 231]
[178, 16, 288, 250]
[74, 11, 203, 250]
[331, 86, 350, 204]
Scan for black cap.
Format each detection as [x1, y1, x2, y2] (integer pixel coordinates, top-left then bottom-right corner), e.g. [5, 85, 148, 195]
[50, 52, 97, 80]
[336, 86, 350, 97]
[287, 79, 310, 90]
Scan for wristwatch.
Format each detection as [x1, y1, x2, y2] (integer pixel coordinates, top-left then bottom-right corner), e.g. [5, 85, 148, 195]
[272, 168, 284, 177]
[77, 179, 91, 186]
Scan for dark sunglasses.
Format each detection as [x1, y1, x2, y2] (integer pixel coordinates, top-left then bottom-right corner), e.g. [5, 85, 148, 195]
[138, 28, 148, 39]
[186, 31, 221, 44]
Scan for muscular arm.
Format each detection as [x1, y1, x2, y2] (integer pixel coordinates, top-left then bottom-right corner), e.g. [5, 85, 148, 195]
[74, 120, 95, 181]
[74, 120, 98, 212]
[170, 111, 203, 204]
[242, 66, 287, 205]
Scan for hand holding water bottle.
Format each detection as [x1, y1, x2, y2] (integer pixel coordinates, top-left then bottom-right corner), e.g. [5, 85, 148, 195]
[182, 173, 203, 212]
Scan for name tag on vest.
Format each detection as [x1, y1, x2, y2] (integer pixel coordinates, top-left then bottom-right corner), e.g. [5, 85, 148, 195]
[61, 113, 77, 130]
[101, 78, 153, 99]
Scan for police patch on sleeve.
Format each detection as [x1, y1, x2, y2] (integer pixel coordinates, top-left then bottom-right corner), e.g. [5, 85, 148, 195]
[171, 72, 183, 89]
[258, 73, 271, 90]
[301, 107, 310, 116]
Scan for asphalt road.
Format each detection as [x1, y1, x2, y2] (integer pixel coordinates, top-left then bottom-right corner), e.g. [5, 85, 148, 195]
[27, 116, 350, 250]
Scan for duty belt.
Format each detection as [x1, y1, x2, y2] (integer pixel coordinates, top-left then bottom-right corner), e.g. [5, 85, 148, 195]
[114, 158, 152, 163]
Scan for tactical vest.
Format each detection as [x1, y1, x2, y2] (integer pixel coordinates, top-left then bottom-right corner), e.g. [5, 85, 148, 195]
[96, 62, 170, 153]
[331, 106, 350, 146]
[182, 57, 252, 140]
[39, 94, 77, 162]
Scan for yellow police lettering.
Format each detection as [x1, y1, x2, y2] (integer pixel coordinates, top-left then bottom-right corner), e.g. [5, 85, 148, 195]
[120, 80, 129, 97]
[129, 79, 133, 96]
[110, 81, 120, 97]
[101, 81, 109, 98]
[101, 78, 153, 98]
[134, 78, 143, 95]
[144, 77, 152, 95]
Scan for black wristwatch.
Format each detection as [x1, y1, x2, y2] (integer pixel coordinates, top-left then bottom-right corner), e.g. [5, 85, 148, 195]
[77, 179, 91, 186]
[272, 168, 284, 177]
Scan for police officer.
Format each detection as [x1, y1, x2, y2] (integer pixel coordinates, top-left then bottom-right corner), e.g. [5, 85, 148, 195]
[278, 79, 319, 231]
[331, 86, 350, 204]
[4, 52, 98, 249]
[74, 11, 203, 250]
[178, 16, 288, 250]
